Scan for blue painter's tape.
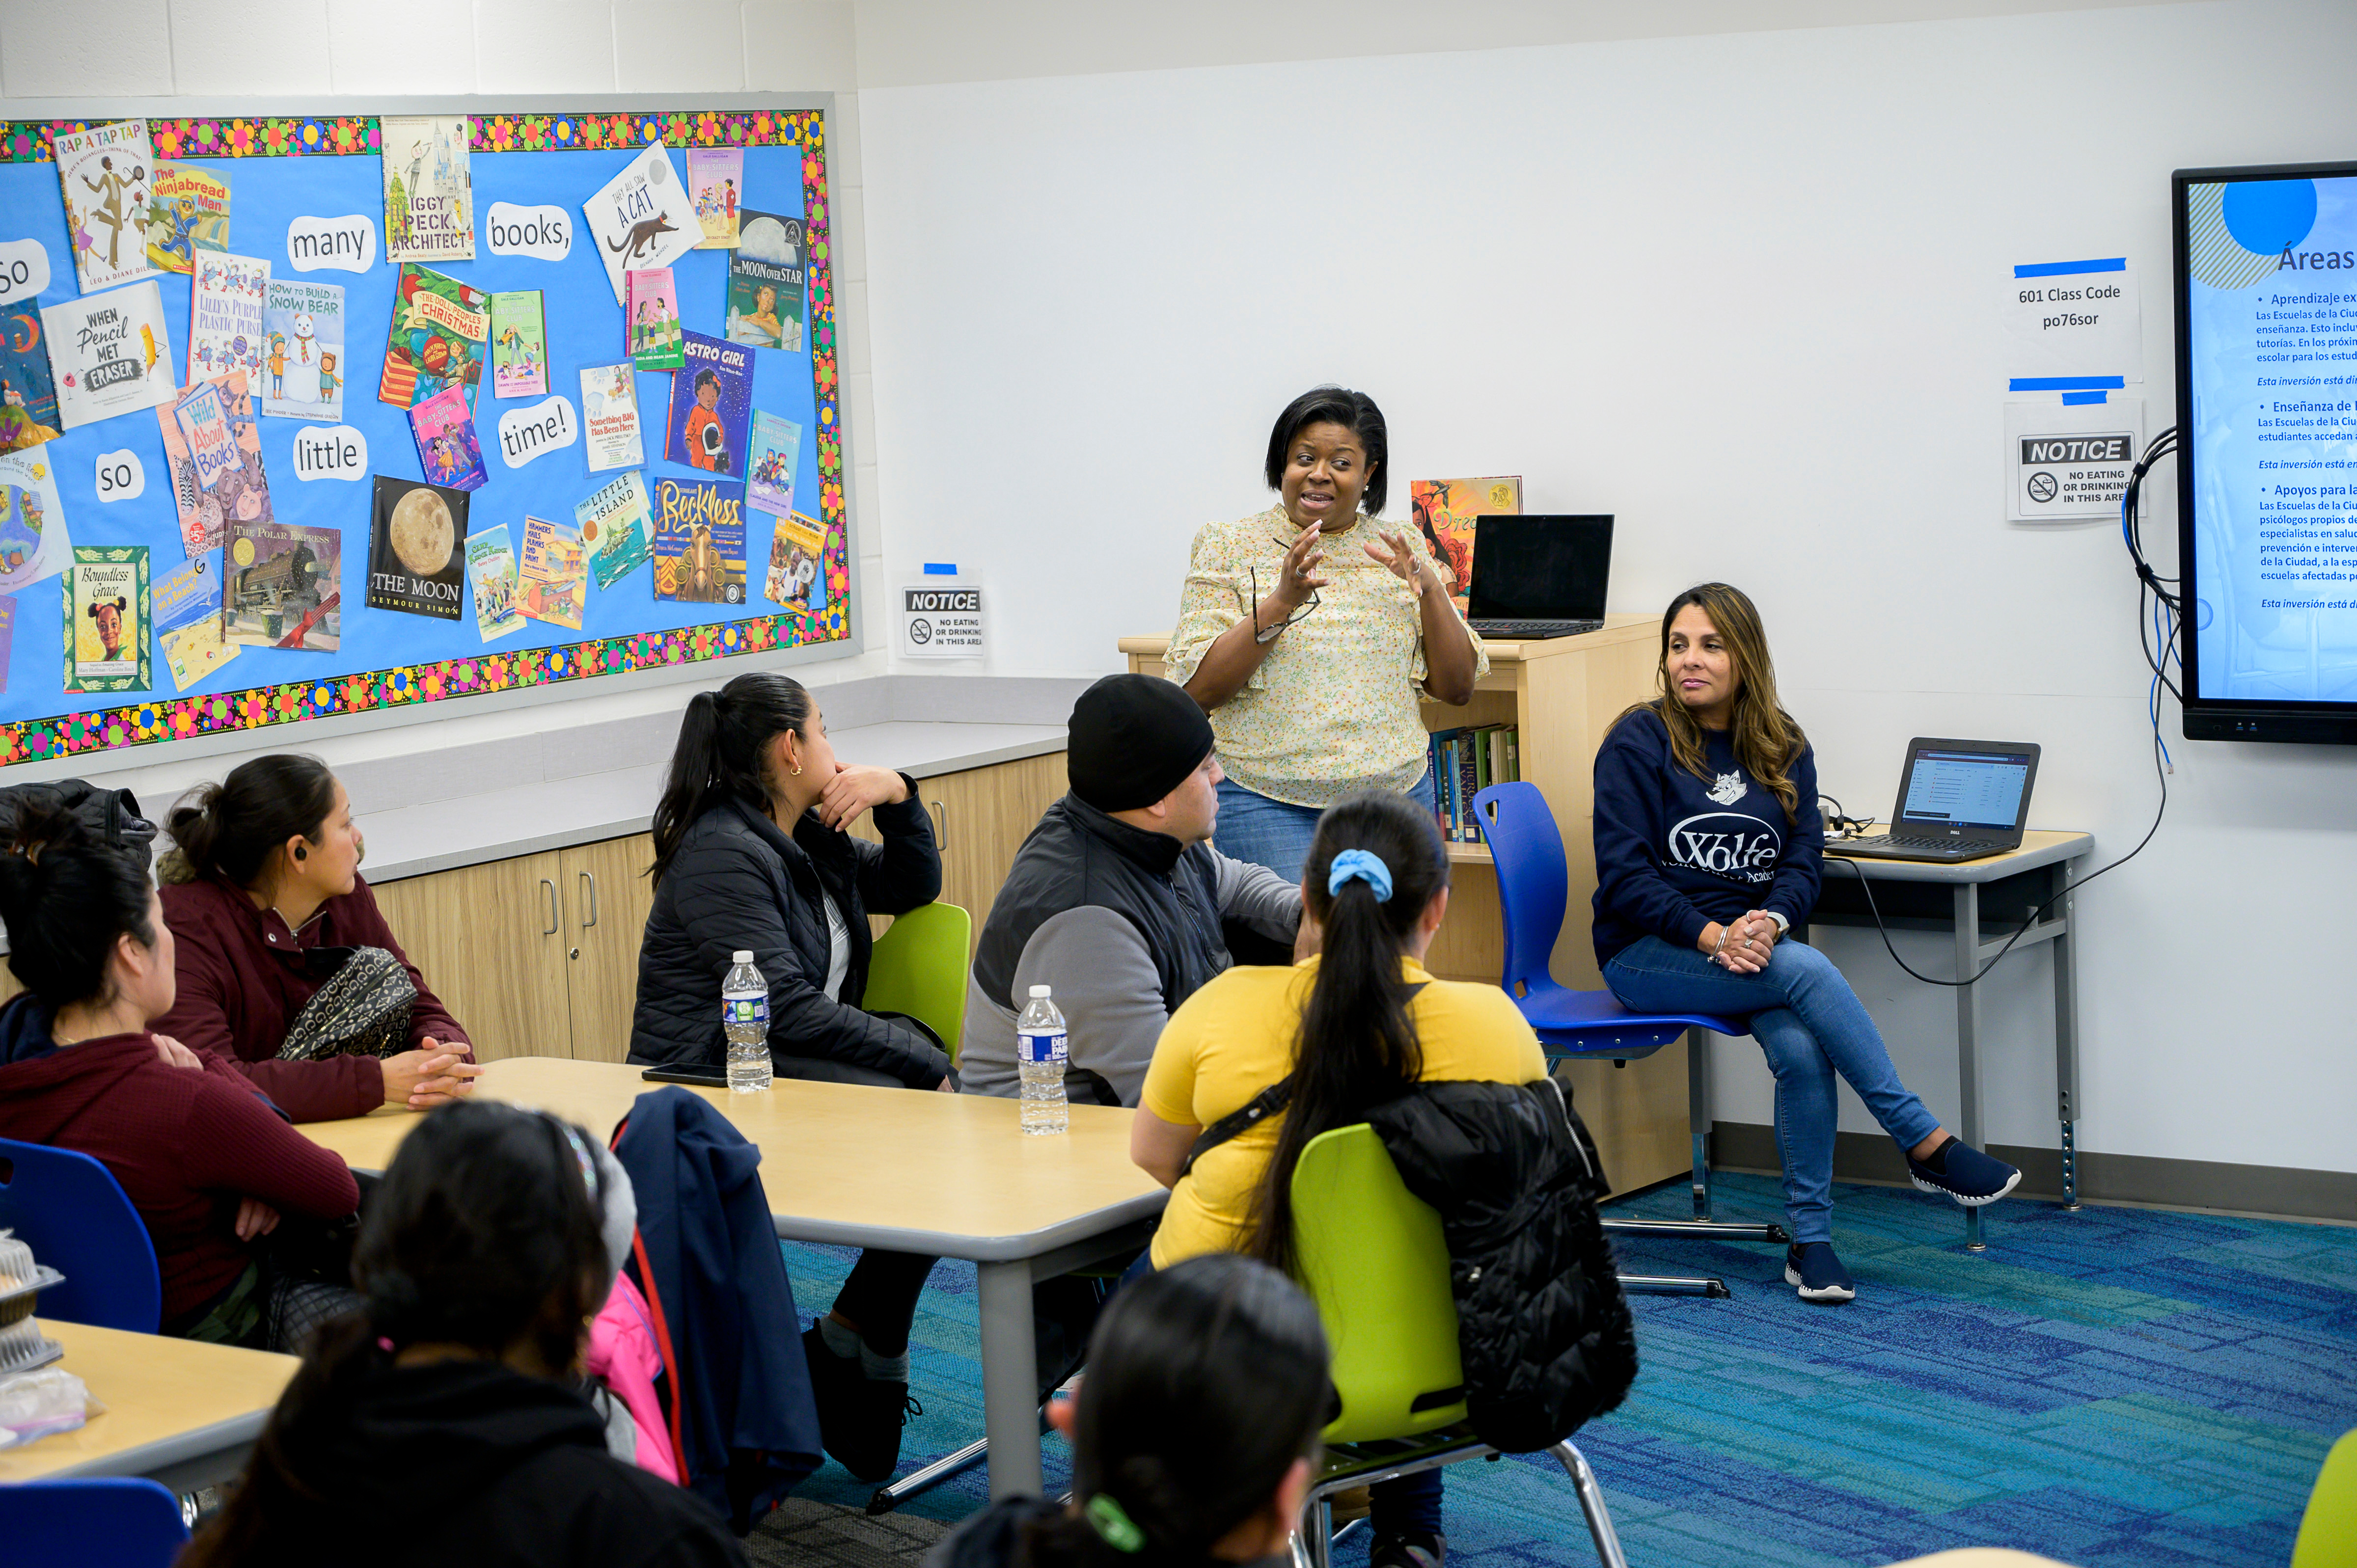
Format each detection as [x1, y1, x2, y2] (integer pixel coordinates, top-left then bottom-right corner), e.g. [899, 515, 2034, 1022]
[923, 563, 959, 575]
[2061, 390, 2110, 405]
[2014, 258, 2129, 278]
[2009, 376, 2127, 391]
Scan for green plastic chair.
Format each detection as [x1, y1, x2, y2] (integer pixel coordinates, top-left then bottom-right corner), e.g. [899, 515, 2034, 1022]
[861, 902, 971, 1063]
[2293, 1428, 2357, 1568]
[1288, 1124, 1629, 1568]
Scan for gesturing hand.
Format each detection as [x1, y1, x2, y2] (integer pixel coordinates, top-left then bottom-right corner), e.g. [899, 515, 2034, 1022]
[1273, 521, 1332, 611]
[1362, 529, 1434, 598]
[816, 764, 911, 831]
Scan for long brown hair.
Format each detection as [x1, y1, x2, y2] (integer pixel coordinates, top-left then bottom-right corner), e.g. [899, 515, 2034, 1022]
[1622, 583, 1808, 820]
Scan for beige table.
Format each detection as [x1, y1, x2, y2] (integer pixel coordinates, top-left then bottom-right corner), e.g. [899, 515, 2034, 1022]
[0, 1320, 298, 1491]
[304, 1057, 1167, 1498]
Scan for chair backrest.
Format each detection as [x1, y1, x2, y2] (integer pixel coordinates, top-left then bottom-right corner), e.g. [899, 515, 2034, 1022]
[0, 1478, 189, 1568]
[1472, 782, 1570, 1000]
[1289, 1123, 1466, 1444]
[862, 901, 971, 1062]
[0, 1136, 163, 1332]
[2294, 1428, 2357, 1568]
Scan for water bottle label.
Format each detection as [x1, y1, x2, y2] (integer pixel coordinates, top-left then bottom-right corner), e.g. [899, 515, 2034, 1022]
[1018, 1028, 1068, 1066]
[723, 996, 769, 1025]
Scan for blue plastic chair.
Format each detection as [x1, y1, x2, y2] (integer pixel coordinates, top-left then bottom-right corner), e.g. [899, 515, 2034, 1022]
[0, 1136, 163, 1332]
[0, 1478, 189, 1567]
[1472, 782, 1788, 1297]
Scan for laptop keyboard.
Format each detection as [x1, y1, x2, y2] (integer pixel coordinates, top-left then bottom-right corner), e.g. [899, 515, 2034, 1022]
[1468, 618, 1604, 637]
[1836, 834, 1975, 854]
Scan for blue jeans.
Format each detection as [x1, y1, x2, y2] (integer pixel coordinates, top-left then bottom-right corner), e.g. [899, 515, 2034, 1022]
[1213, 770, 1437, 886]
[1601, 935, 1942, 1245]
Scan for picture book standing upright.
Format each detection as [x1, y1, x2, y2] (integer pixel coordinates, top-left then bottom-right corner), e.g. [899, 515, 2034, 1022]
[382, 115, 475, 263]
[1408, 477, 1520, 617]
[54, 120, 156, 294]
[262, 279, 344, 421]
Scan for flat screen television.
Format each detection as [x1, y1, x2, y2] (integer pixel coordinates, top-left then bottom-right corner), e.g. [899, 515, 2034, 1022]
[2173, 159, 2357, 743]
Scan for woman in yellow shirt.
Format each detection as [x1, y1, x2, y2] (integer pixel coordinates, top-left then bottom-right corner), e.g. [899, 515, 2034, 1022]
[1131, 791, 1544, 1568]
[1169, 387, 1486, 883]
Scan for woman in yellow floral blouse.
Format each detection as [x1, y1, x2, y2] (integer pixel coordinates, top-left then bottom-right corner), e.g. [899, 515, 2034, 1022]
[1170, 387, 1486, 883]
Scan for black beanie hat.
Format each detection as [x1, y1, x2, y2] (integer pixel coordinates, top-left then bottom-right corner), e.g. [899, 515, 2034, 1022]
[1067, 674, 1215, 813]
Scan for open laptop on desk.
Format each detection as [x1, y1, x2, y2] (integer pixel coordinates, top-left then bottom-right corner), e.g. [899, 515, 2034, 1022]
[1829, 738, 2042, 863]
[1465, 514, 1611, 638]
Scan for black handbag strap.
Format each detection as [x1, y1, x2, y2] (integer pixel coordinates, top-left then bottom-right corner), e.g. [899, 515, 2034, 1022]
[1180, 1081, 1290, 1179]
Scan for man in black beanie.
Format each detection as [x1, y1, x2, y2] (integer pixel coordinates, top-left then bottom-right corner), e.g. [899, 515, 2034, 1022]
[960, 673, 1301, 1108]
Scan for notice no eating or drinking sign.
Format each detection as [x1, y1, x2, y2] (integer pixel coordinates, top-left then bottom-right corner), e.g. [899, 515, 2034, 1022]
[901, 566, 984, 659]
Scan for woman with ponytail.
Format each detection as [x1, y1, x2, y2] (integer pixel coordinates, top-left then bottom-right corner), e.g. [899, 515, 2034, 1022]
[155, 753, 482, 1123]
[1128, 792, 1545, 1568]
[629, 671, 949, 1484]
[0, 794, 360, 1349]
[182, 1100, 744, 1568]
[928, 1254, 1329, 1568]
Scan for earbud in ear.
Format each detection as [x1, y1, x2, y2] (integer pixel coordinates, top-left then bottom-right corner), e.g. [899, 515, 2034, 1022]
[294, 846, 307, 862]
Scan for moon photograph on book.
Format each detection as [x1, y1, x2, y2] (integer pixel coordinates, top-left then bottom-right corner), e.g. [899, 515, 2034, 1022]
[390, 485, 455, 576]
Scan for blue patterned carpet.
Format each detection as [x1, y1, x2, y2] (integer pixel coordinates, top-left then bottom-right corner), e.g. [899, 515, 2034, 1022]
[781, 1175, 2355, 1568]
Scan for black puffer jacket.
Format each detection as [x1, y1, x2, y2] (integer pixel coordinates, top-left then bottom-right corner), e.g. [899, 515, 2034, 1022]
[1366, 1077, 1637, 1452]
[628, 786, 950, 1087]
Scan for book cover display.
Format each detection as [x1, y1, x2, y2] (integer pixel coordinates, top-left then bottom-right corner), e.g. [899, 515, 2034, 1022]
[171, 380, 244, 496]
[579, 363, 643, 472]
[145, 162, 230, 274]
[261, 279, 344, 421]
[517, 514, 588, 629]
[0, 307, 63, 453]
[745, 412, 801, 518]
[765, 512, 826, 615]
[154, 550, 238, 691]
[576, 470, 654, 590]
[664, 331, 751, 477]
[225, 519, 339, 651]
[1408, 476, 1521, 615]
[0, 597, 13, 694]
[379, 264, 488, 412]
[382, 115, 475, 263]
[651, 477, 746, 604]
[368, 476, 469, 621]
[54, 120, 155, 294]
[158, 370, 272, 560]
[409, 384, 488, 492]
[627, 269, 684, 372]
[466, 522, 525, 642]
[490, 291, 548, 399]
[725, 212, 805, 351]
[44, 282, 177, 430]
[688, 148, 743, 248]
[187, 252, 270, 383]
[64, 544, 149, 694]
[583, 143, 699, 304]
[0, 448, 71, 593]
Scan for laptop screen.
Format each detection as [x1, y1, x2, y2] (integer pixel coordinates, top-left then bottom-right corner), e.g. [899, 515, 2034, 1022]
[1466, 515, 1613, 621]
[1898, 747, 2035, 831]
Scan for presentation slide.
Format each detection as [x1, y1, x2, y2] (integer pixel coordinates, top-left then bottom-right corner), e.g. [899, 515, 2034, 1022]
[2183, 170, 2357, 703]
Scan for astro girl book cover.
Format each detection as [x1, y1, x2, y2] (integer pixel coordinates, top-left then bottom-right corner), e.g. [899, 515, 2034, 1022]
[408, 383, 488, 492]
[663, 332, 751, 479]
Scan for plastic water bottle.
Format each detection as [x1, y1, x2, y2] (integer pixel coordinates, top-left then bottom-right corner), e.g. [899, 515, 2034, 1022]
[723, 950, 771, 1093]
[1016, 984, 1069, 1136]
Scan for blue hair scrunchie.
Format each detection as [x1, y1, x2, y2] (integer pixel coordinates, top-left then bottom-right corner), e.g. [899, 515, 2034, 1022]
[1326, 848, 1394, 903]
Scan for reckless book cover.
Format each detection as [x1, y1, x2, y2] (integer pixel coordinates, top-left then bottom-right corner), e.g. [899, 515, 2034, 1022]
[651, 477, 746, 605]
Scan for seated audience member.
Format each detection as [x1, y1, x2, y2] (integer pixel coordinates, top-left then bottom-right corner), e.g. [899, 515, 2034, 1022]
[1128, 792, 1546, 1568]
[180, 1100, 746, 1568]
[962, 673, 1301, 1106]
[628, 671, 947, 1484]
[1591, 582, 2020, 1304]
[156, 754, 481, 1123]
[0, 795, 361, 1348]
[926, 1253, 1327, 1568]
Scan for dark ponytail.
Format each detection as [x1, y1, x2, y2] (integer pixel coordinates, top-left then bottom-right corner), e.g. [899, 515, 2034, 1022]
[0, 798, 159, 1009]
[1020, 1255, 1329, 1568]
[182, 1101, 611, 1568]
[162, 754, 339, 889]
[1246, 791, 1448, 1277]
[648, 672, 814, 885]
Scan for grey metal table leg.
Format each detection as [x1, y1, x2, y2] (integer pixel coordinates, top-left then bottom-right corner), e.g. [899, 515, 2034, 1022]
[1954, 882, 1986, 1251]
[2052, 857, 2082, 1210]
[1688, 1027, 1713, 1221]
[977, 1258, 1042, 1498]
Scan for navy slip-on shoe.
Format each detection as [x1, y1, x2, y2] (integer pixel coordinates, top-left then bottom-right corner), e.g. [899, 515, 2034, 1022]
[1783, 1241, 1855, 1304]
[1908, 1137, 2022, 1207]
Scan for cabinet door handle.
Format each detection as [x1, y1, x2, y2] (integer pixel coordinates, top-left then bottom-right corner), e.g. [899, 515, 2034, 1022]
[928, 800, 948, 854]
[579, 870, 599, 929]
[541, 877, 559, 936]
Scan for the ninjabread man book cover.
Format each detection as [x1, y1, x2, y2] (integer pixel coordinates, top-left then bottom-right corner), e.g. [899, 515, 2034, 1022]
[664, 330, 751, 479]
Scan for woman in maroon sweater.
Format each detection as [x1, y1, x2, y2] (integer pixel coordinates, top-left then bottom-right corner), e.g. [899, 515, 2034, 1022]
[155, 755, 481, 1124]
[0, 799, 359, 1343]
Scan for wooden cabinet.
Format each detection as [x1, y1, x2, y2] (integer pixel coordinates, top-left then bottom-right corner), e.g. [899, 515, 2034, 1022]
[558, 836, 659, 1064]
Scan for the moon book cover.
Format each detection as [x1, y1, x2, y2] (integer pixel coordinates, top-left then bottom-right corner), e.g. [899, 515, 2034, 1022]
[366, 475, 470, 622]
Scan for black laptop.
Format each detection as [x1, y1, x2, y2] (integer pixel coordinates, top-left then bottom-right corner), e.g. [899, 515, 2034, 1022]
[1829, 738, 2042, 863]
[1465, 514, 1612, 639]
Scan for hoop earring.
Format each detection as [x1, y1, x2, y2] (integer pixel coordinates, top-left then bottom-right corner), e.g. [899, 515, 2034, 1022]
[789, 758, 803, 777]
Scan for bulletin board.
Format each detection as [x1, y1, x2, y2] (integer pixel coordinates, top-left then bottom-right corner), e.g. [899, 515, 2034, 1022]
[0, 96, 851, 771]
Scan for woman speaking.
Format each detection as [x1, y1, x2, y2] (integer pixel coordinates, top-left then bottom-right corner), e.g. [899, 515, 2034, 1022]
[1170, 386, 1484, 883]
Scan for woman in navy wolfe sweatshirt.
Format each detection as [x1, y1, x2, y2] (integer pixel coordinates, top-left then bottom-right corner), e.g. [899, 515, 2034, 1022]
[1590, 583, 2019, 1303]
